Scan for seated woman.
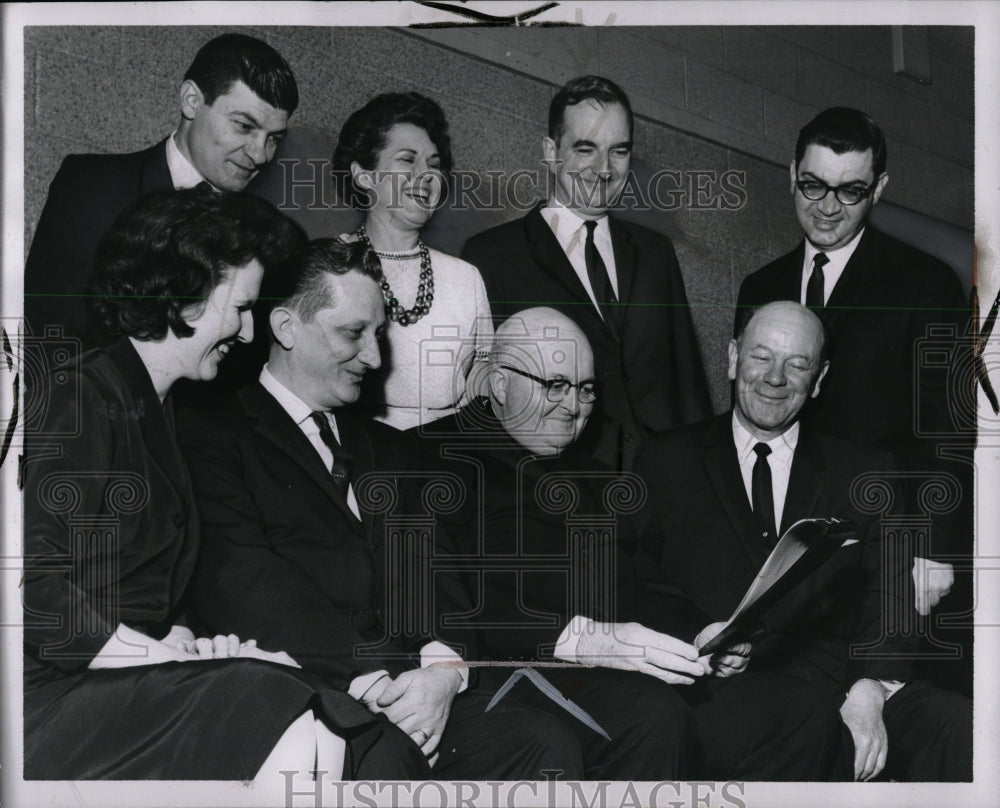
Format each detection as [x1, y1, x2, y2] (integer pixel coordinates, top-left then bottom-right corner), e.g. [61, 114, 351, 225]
[22, 187, 428, 785]
[332, 92, 493, 430]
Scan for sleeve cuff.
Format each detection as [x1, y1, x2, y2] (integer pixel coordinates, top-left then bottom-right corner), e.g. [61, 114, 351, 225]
[553, 615, 594, 663]
[421, 641, 469, 693]
[348, 670, 390, 701]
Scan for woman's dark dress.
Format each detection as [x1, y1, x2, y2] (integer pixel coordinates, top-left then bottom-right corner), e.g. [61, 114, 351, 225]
[22, 339, 379, 779]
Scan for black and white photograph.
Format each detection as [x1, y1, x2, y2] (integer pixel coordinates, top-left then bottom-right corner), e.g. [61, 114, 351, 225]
[2, 2, 998, 806]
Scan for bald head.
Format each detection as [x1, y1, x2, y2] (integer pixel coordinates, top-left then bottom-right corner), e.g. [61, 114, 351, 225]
[729, 301, 829, 440]
[488, 308, 596, 455]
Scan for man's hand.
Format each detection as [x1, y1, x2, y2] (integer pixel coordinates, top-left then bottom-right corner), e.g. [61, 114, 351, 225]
[373, 667, 462, 756]
[840, 679, 889, 781]
[575, 621, 707, 684]
[913, 557, 954, 615]
[693, 622, 752, 678]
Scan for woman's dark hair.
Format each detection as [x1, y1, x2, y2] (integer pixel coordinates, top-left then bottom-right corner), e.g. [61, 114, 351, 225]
[331, 92, 453, 209]
[184, 33, 299, 114]
[795, 107, 887, 178]
[91, 185, 304, 341]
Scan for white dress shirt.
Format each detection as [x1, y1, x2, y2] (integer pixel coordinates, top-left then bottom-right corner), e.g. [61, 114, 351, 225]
[540, 201, 619, 317]
[165, 131, 208, 190]
[732, 413, 798, 533]
[258, 365, 468, 696]
[799, 227, 865, 305]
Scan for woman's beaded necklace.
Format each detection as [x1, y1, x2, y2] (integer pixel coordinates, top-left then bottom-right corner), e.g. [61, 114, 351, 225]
[355, 224, 434, 326]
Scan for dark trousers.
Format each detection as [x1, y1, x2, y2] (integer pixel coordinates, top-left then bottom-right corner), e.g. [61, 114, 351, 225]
[351, 686, 589, 780]
[477, 666, 696, 780]
[679, 670, 842, 780]
[835, 679, 972, 782]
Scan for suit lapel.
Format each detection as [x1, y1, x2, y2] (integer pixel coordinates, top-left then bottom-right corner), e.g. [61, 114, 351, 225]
[701, 416, 769, 569]
[239, 384, 360, 524]
[333, 410, 377, 537]
[609, 216, 637, 324]
[141, 138, 174, 194]
[823, 228, 876, 331]
[780, 429, 826, 534]
[525, 206, 604, 327]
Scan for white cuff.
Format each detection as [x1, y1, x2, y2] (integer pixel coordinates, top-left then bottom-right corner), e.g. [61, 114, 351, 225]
[880, 680, 906, 700]
[553, 615, 595, 663]
[348, 670, 389, 701]
[421, 641, 469, 693]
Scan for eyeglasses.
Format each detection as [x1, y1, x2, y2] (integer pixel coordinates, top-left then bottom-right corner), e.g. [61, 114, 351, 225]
[795, 177, 879, 206]
[500, 365, 601, 403]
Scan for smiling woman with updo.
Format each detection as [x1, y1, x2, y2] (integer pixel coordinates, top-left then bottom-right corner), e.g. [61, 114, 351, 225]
[332, 92, 493, 430]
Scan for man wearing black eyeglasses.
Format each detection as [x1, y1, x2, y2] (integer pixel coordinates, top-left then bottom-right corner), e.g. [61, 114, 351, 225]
[736, 108, 972, 696]
[420, 307, 829, 779]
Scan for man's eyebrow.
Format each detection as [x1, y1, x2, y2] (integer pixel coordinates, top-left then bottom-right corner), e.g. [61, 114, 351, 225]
[571, 139, 598, 149]
[798, 170, 866, 185]
[232, 110, 287, 136]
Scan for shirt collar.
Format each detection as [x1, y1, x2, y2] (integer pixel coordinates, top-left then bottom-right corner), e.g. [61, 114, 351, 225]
[540, 199, 610, 246]
[803, 226, 865, 274]
[731, 410, 799, 466]
[259, 364, 316, 427]
[166, 131, 209, 190]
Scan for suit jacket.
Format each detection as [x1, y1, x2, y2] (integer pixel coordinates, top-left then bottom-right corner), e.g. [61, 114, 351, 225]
[176, 383, 476, 689]
[737, 227, 971, 555]
[24, 140, 172, 347]
[422, 399, 643, 662]
[462, 206, 712, 471]
[634, 414, 915, 699]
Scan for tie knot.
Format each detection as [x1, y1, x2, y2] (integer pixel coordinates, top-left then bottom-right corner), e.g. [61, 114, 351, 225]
[813, 252, 829, 269]
[753, 442, 772, 460]
[583, 220, 598, 237]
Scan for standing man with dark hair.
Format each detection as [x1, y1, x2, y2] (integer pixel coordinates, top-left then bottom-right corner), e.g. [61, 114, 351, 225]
[463, 75, 712, 472]
[736, 108, 972, 691]
[25, 32, 298, 346]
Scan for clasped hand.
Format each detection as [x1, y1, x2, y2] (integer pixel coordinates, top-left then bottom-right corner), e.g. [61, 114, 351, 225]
[575, 621, 710, 684]
[163, 626, 298, 667]
[361, 666, 462, 758]
[693, 621, 753, 678]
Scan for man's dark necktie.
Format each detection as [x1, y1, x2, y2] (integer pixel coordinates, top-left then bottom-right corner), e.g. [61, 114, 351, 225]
[309, 411, 353, 496]
[806, 252, 829, 309]
[751, 442, 777, 545]
[583, 220, 619, 332]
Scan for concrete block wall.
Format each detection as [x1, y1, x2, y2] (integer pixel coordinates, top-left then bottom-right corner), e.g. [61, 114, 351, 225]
[22, 25, 973, 412]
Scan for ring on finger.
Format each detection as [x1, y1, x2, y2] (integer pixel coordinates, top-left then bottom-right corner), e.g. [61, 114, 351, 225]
[415, 729, 428, 742]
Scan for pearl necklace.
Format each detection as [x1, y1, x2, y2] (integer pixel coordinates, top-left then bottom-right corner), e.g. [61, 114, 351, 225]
[355, 225, 434, 326]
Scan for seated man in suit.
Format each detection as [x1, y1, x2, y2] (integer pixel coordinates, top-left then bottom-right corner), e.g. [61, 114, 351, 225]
[422, 307, 836, 780]
[636, 300, 971, 781]
[736, 108, 972, 670]
[26, 32, 297, 347]
[462, 75, 711, 472]
[177, 239, 584, 781]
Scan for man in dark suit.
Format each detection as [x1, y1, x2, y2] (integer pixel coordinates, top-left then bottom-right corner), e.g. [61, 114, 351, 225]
[422, 306, 837, 780]
[637, 300, 971, 781]
[177, 239, 583, 781]
[25, 33, 298, 347]
[462, 75, 711, 472]
[736, 107, 972, 687]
